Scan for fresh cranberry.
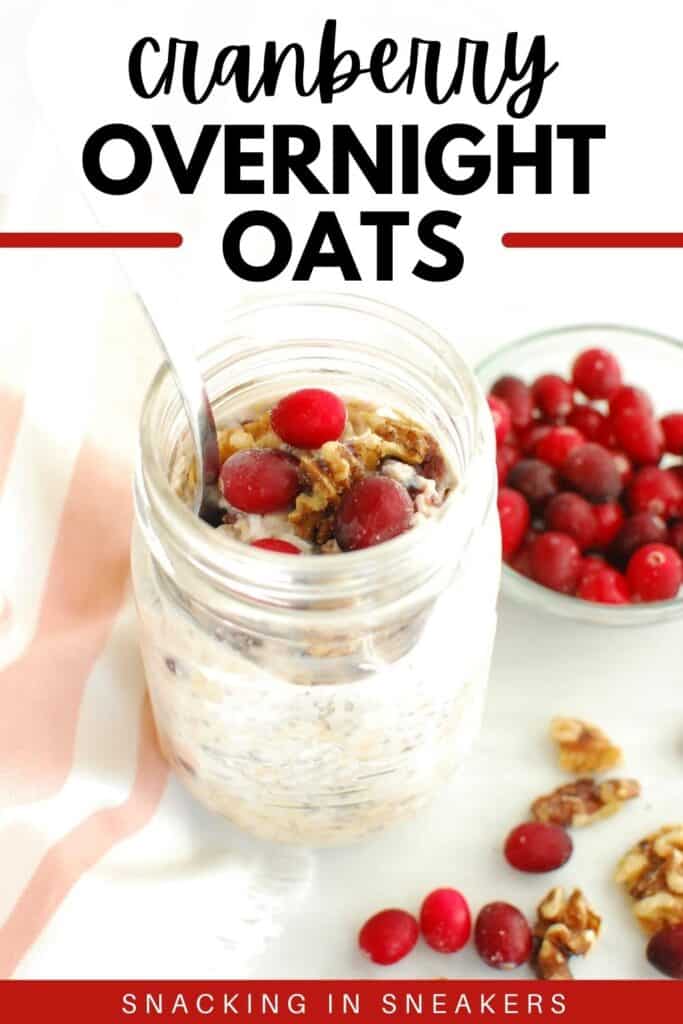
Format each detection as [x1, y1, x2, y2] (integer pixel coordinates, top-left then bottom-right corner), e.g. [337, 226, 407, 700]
[611, 408, 665, 465]
[628, 466, 683, 519]
[531, 374, 574, 420]
[488, 395, 512, 446]
[612, 450, 634, 488]
[572, 347, 622, 400]
[562, 443, 621, 502]
[535, 427, 585, 469]
[496, 444, 521, 486]
[545, 492, 596, 550]
[661, 413, 683, 455]
[419, 889, 472, 954]
[498, 488, 531, 559]
[595, 417, 618, 450]
[592, 502, 625, 548]
[250, 538, 301, 554]
[669, 521, 683, 557]
[530, 532, 582, 594]
[358, 909, 419, 965]
[474, 902, 533, 970]
[508, 534, 535, 577]
[490, 376, 534, 431]
[567, 404, 607, 441]
[609, 385, 654, 418]
[504, 822, 573, 873]
[271, 388, 346, 448]
[647, 924, 683, 979]
[519, 422, 551, 456]
[577, 566, 630, 604]
[220, 450, 300, 514]
[335, 476, 413, 551]
[627, 543, 683, 602]
[579, 554, 608, 581]
[611, 513, 668, 565]
[507, 459, 559, 509]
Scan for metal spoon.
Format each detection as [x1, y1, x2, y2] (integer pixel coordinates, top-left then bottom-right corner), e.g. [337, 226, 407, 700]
[135, 291, 223, 526]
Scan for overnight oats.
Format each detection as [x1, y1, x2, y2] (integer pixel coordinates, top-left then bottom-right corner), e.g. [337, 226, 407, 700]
[132, 294, 499, 844]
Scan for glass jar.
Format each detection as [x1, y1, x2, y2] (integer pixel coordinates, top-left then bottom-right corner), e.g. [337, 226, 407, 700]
[132, 293, 499, 845]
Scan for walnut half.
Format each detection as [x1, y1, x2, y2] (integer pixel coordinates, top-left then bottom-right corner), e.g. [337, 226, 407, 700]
[550, 717, 623, 775]
[616, 825, 683, 934]
[532, 777, 641, 828]
[533, 887, 601, 980]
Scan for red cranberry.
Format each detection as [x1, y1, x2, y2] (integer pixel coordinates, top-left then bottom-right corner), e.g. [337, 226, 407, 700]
[611, 512, 668, 565]
[519, 422, 551, 456]
[610, 385, 654, 418]
[562, 443, 621, 502]
[474, 902, 532, 970]
[250, 538, 301, 554]
[498, 488, 531, 559]
[612, 450, 634, 488]
[627, 543, 683, 602]
[567, 404, 607, 442]
[491, 376, 534, 431]
[531, 374, 574, 420]
[419, 888, 472, 954]
[535, 427, 585, 469]
[508, 534, 535, 577]
[572, 347, 622, 400]
[271, 388, 346, 448]
[496, 443, 521, 486]
[507, 459, 559, 509]
[628, 467, 683, 519]
[579, 554, 607, 581]
[545, 492, 596, 550]
[661, 413, 683, 455]
[335, 476, 413, 551]
[358, 909, 419, 965]
[611, 408, 665, 465]
[595, 417, 618, 450]
[530, 532, 582, 594]
[504, 822, 573, 873]
[577, 566, 630, 604]
[647, 924, 683, 979]
[592, 502, 625, 549]
[669, 521, 683, 557]
[220, 449, 300, 514]
[488, 395, 512, 446]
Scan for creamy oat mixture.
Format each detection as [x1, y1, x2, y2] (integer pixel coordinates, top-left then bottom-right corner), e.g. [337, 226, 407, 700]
[174, 398, 455, 552]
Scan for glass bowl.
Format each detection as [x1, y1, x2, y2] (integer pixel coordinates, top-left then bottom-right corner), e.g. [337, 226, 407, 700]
[476, 324, 683, 627]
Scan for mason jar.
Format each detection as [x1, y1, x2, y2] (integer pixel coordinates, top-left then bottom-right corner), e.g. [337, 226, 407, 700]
[132, 293, 499, 845]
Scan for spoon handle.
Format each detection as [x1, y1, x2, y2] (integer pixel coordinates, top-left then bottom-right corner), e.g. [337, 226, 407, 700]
[133, 289, 221, 519]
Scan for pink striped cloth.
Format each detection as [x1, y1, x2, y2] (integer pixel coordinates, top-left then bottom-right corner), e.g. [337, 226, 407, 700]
[0, 265, 170, 976]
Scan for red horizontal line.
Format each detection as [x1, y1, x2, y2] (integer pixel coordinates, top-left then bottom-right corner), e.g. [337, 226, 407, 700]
[503, 232, 683, 248]
[0, 232, 183, 248]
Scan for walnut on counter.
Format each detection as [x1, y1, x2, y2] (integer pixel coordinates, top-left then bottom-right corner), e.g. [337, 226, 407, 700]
[533, 887, 601, 980]
[532, 777, 641, 828]
[616, 825, 683, 934]
[550, 717, 623, 775]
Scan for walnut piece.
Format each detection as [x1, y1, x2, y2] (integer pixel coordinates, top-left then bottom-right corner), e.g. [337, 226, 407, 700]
[616, 825, 683, 934]
[533, 888, 601, 980]
[289, 443, 365, 544]
[550, 717, 623, 774]
[532, 777, 640, 828]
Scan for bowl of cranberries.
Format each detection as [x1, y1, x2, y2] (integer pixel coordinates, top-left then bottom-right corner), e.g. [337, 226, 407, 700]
[477, 325, 683, 624]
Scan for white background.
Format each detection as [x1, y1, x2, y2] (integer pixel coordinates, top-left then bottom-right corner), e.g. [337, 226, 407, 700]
[0, 0, 681, 981]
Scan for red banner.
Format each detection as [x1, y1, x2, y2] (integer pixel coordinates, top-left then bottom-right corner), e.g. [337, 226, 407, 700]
[0, 980, 677, 1022]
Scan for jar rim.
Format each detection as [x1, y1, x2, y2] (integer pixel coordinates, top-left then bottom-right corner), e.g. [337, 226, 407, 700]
[135, 290, 495, 611]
